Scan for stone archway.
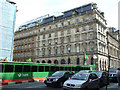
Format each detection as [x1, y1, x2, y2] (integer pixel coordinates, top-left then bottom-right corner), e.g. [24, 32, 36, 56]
[54, 60, 58, 64]
[48, 60, 51, 64]
[61, 59, 66, 64]
[36, 61, 40, 63]
[42, 60, 46, 63]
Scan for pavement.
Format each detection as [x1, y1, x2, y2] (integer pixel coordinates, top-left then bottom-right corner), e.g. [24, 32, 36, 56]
[101, 83, 120, 90]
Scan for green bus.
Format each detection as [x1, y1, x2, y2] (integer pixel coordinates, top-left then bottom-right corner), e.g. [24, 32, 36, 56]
[0, 61, 95, 84]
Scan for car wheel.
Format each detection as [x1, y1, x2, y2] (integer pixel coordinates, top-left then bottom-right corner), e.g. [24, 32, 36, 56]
[59, 82, 63, 87]
[84, 86, 88, 90]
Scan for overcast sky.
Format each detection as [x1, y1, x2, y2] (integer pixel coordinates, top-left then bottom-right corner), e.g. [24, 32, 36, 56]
[12, 0, 120, 30]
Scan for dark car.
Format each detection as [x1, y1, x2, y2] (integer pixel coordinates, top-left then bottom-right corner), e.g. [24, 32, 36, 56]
[44, 71, 74, 87]
[63, 72, 99, 89]
[109, 68, 118, 82]
[92, 71, 109, 87]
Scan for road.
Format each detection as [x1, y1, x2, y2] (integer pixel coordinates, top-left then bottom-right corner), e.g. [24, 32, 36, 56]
[1, 82, 119, 90]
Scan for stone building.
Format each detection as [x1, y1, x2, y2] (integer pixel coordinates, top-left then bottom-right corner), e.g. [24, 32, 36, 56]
[13, 3, 120, 70]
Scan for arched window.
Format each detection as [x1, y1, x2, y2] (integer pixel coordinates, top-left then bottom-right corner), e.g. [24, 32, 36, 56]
[61, 59, 66, 64]
[42, 60, 46, 63]
[36, 61, 40, 63]
[77, 58, 80, 65]
[48, 60, 51, 64]
[54, 60, 58, 64]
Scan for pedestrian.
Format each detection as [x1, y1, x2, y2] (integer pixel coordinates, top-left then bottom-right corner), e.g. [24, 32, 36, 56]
[116, 68, 120, 87]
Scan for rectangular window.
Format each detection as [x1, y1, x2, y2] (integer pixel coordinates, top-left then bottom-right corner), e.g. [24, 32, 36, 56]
[23, 65, 31, 72]
[39, 66, 44, 72]
[45, 66, 50, 71]
[4, 65, 14, 72]
[49, 26, 51, 30]
[43, 35, 45, 39]
[15, 65, 23, 72]
[0, 64, 3, 72]
[32, 66, 37, 72]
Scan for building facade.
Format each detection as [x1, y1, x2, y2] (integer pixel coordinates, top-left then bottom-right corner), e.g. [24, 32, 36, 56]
[0, 0, 16, 61]
[13, 3, 120, 70]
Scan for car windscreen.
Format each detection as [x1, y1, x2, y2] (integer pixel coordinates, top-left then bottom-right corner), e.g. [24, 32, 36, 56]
[52, 71, 66, 76]
[109, 69, 117, 73]
[79, 70, 90, 73]
[71, 73, 88, 80]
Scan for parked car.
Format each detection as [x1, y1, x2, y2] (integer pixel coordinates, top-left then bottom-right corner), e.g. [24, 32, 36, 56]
[44, 71, 74, 87]
[79, 70, 92, 73]
[109, 68, 118, 82]
[63, 72, 99, 89]
[92, 71, 109, 87]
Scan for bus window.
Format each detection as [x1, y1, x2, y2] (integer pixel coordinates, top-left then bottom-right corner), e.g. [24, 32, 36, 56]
[5, 65, 14, 72]
[0, 64, 3, 72]
[51, 66, 55, 71]
[39, 66, 44, 72]
[15, 65, 23, 72]
[72, 67, 75, 71]
[65, 67, 68, 70]
[45, 66, 49, 71]
[60, 67, 64, 71]
[56, 67, 59, 71]
[23, 65, 31, 72]
[32, 66, 38, 72]
[68, 67, 71, 71]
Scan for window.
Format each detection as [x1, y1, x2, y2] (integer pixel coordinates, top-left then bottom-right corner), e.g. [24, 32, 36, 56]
[22, 46, 23, 49]
[25, 53, 26, 57]
[49, 34, 51, 38]
[32, 66, 37, 72]
[38, 30, 40, 33]
[82, 27, 86, 31]
[68, 21, 70, 25]
[61, 30, 64, 36]
[23, 65, 31, 72]
[5, 65, 14, 72]
[38, 36, 40, 40]
[82, 18, 86, 22]
[89, 26, 93, 30]
[25, 45, 27, 49]
[55, 32, 58, 37]
[29, 38, 31, 42]
[55, 24, 58, 28]
[76, 46, 79, 52]
[39, 66, 44, 72]
[28, 52, 30, 57]
[15, 47, 17, 50]
[28, 45, 30, 48]
[32, 37, 34, 41]
[61, 22, 64, 27]
[89, 16, 92, 20]
[43, 28, 46, 31]
[89, 34, 93, 39]
[43, 35, 45, 39]
[49, 26, 51, 30]
[25, 39, 27, 42]
[76, 19, 79, 23]
[68, 47, 71, 53]
[15, 65, 22, 72]
[54, 39, 58, 44]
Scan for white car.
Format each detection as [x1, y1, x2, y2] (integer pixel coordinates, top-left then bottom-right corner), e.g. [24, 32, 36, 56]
[63, 72, 99, 89]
